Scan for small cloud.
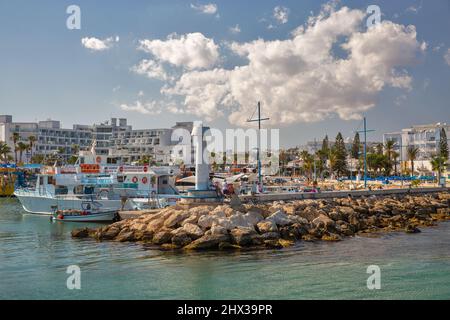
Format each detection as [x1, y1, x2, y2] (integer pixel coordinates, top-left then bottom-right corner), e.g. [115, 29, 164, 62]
[445, 48, 450, 66]
[423, 78, 430, 90]
[229, 24, 241, 34]
[131, 59, 171, 81]
[273, 6, 289, 24]
[112, 85, 121, 92]
[138, 90, 144, 97]
[267, 24, 275, 30]
[433, 43, 444, 52]
[190, 3, 217, 15]
[81, 36, 119, 51]
[119, 100, 163, 115]
[395, 94, 408, 106]
[406, 2, 422, 14]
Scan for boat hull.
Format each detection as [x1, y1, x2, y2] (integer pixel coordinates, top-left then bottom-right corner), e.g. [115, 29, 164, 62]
[14, 193, 130, 215]
[53, 211, 117, 222]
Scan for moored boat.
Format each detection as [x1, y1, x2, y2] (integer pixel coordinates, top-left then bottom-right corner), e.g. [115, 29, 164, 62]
[52, 208, 118, 222]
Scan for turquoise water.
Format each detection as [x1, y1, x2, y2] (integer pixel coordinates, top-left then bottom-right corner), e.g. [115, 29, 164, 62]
[1, 198, 449, 300]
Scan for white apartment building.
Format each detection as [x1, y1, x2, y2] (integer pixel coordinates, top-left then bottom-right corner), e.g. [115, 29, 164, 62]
[0, 115, 192, 165]
[109, 122, 194, 164]
[384, 123, 449, 161]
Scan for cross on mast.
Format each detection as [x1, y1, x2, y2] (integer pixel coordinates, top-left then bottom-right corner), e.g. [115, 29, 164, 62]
[247, 101, 270, 190]
[355, 117, 375, 189]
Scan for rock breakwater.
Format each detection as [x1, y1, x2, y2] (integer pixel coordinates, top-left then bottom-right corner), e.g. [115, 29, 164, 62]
[72, 192, 450, 251]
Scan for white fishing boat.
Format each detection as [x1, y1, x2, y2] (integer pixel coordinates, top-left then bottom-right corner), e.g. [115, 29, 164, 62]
[14, 144, 181, 214]
[51, 206, 118, 222]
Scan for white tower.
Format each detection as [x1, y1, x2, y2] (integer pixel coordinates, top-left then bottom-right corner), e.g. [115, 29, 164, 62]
[191, 122, 210, 191]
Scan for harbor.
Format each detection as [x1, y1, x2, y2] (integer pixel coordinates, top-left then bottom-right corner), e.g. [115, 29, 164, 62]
[1, 0, 450, 303]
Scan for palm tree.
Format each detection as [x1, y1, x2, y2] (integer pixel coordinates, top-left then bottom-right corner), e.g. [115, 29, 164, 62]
[430, 155, 446, 185]
[392, 151, 400, 175]
[407, 146, 420, 177]
[71, 144, 80, 155]
[17, 142, 29, 164]
[384, 139, 396, 163]
[28, 135, 37, 161]
[12, 132, 19, 163]
[0, 142, 12, 163]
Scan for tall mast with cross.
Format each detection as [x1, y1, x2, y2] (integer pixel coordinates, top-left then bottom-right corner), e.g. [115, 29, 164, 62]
[247, 101, 270, 190]
[355, 117, 375, 189]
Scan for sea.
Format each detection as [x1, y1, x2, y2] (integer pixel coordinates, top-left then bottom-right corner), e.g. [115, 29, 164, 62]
[1, 198, 449, 300]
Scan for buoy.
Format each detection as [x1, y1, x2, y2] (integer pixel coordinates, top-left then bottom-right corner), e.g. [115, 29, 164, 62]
[132, 176, 138, 183]
[142, 177, 148, 184]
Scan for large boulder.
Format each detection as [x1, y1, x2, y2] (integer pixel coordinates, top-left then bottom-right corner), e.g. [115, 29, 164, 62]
[230, 227, 263, 246]
[171, 232, 192, 247]
[99, 227, 120, 240]
[116, 230, 137, 242]
[146, 217, 166, 232]
[228, 213, 254, 229]
[267, 210, 292, 226]
[197, 215, 218, 230]
[311, 214, 335, 229]
[152, 230, 173, 245]
[243, 211, 264, 225]
[184, 234, 230, 250]
[71, 228, 90, 238]
[211, 224, 228, 235]
[257, 220, 278, 233]
[182, 223, 204, 239]
[164, 211, 189, 228]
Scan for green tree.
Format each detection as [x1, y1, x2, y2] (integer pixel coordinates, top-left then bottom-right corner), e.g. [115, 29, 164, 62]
[351, 132, 361, 159]
[407, 146, 420, 177]
[17, 142, 29, 164]
[0, 142, 12, 163]
[71, 144, 80, 155]
[439, 128, 448, 160]
[392, 151, 400, 175]
[12, 132, 19, 163]
[384, 139, 396, 176]
[321, 135, 329, 159]
[31, 154, 45, 164]
[430, 155, 446, 184]
[331, 132, 348, 178]
[28, 135, 37, 160]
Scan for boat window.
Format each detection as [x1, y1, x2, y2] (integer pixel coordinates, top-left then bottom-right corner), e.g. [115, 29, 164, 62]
[48, 176, 55, 185]
[84, 186, 95, 195]
[117, 176, 125, 183]
[39, 176, 44, 186]
[162, 179, 168, 185]
[55, 185, 68, 195]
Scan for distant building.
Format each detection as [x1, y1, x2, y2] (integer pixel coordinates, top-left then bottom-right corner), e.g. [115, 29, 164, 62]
[108, 122, 194, 164]
[0, 115, 193, 165]
[383, 123, 450, 161]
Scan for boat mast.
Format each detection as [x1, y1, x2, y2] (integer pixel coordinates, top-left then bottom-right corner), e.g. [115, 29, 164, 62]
[247, 101, 269, 191]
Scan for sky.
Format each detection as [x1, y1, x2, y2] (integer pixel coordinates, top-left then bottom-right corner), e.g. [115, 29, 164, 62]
[0, 0, 449, 147]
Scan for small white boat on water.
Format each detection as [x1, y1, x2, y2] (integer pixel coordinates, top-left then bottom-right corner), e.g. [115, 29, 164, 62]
[52, 209, 118, 222]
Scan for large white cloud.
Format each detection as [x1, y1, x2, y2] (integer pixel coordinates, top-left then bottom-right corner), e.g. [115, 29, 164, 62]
[128, 5, 425, 127]
[138, 33, 220, 70]
[81, 36, 119, 51]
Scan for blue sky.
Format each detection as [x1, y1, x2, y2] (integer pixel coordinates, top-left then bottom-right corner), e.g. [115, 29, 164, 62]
[0, 0, 449, 147]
